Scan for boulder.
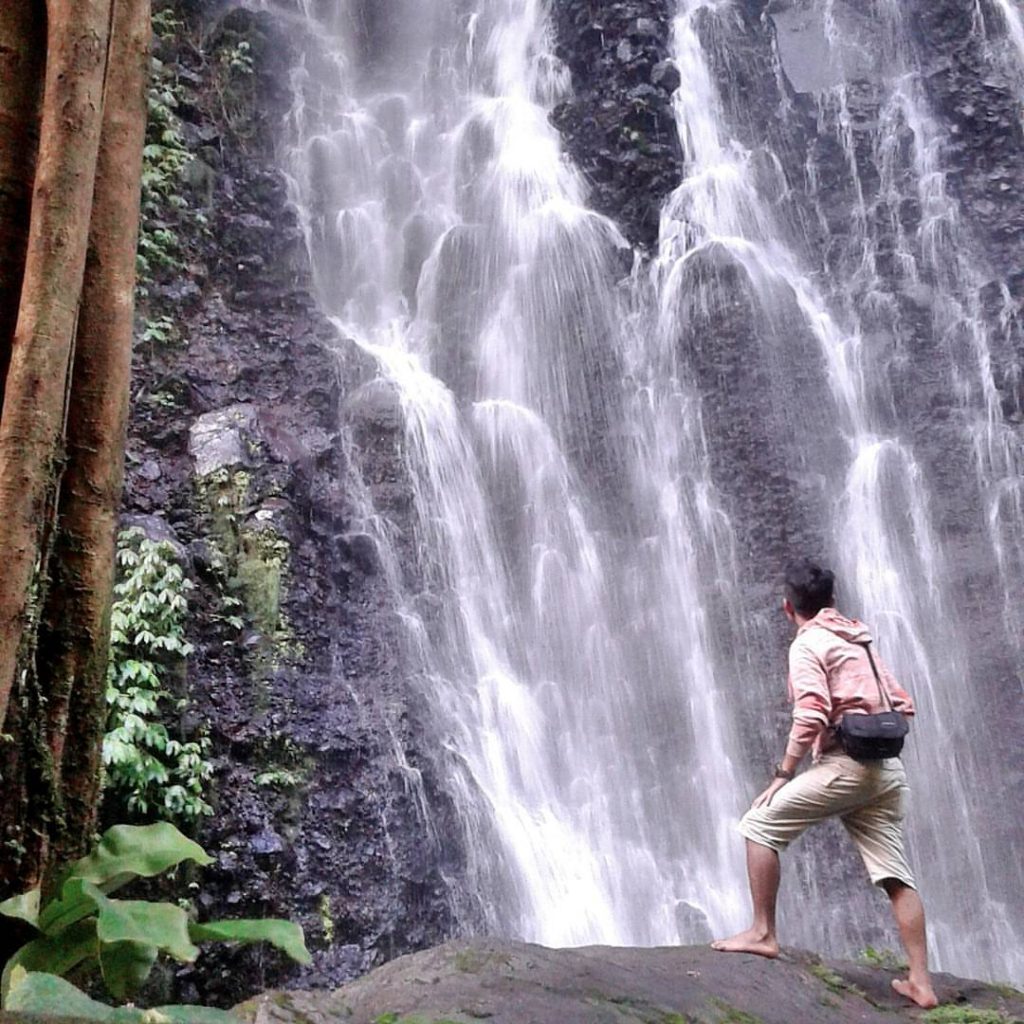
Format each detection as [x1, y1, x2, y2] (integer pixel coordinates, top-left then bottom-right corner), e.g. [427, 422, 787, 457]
[188, 403, 259, 477]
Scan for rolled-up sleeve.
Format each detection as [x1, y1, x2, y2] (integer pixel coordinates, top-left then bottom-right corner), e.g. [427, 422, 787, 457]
[786, 641, 831, 759]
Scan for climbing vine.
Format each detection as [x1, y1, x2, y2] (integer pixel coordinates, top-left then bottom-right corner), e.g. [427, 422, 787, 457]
[136, 8, 209, 295]
[103, 528, 212, 822]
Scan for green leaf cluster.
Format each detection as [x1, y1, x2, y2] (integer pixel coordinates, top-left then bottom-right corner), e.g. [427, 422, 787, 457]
[138, 53, 190, 286]
[0, 823, 311, 1017]
[857, 945, 907, 970]
[141, 315, 180, 351]
[218, 39, 254, 77]
[137, 7, 208, 324]
[104, 528, 212, 822]
[5, 969, 239, 1023]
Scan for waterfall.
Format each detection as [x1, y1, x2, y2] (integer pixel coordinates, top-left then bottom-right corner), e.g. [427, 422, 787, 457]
[661, 0, 1023, 980]
[985, 0, 1024, 85]
[279, 0, 753, 947]
[277, 0, 1024, 985]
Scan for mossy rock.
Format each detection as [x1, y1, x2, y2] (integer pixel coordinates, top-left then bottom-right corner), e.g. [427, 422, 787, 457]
[0, 1016, 99, 1024]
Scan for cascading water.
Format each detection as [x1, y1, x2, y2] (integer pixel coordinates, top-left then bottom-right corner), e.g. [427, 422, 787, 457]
[275, 0, 1024, 985]
[280, 0, 752, 948]
[661, 0, 1023, 979]
[665, 0, 1024, 980]
[983, 0, 1024, 90]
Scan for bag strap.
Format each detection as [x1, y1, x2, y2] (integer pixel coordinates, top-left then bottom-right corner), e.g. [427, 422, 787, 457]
[854, 640, 893, 712]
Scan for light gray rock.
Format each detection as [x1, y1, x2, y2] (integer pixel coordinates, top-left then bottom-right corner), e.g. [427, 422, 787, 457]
[769, 0, 880, 93]
[188, 403, 259, 477]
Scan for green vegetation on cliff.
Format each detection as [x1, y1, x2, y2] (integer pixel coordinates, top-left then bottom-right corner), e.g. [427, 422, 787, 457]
[104, 529, 212, 822]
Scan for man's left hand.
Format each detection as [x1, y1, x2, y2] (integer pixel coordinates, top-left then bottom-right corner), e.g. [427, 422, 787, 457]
[752, 778, 789, 809]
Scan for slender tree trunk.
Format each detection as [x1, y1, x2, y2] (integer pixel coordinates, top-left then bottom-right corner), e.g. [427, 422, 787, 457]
[0, 2, 46, 406]
[0, 2, 46, 917]
[36, 0, 151, 879]
[0, 0, 113, 732]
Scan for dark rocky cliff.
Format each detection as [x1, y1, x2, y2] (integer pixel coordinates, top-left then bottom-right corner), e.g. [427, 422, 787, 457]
[550, 0, 684, 250]
[122, 1, 463, 1006]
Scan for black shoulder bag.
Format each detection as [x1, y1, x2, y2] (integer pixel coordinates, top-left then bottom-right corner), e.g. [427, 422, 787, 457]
[836, 642, 909, 760]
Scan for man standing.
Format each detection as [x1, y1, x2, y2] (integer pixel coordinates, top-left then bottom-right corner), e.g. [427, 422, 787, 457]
[711, 560, 938, 1010]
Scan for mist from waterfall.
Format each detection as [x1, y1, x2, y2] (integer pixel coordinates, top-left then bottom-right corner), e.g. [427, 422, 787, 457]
[277, 0, 1024, 985]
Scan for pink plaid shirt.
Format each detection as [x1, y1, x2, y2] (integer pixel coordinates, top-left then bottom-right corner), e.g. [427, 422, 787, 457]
[786, 608, 915, 761]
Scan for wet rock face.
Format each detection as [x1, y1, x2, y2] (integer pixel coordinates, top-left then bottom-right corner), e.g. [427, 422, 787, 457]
[123, 0, 461, 1007]
[550, 6, 1023, 615]
[549, 0, 684, 250]
[914, 0, 1024, 278]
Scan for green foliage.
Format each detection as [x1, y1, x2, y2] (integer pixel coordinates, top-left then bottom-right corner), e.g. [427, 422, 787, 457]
[150, 7, 183, 39]
[254, 767, 304, 790]
[238, 528, 290, 632]
[198, 468, 251, 565]
[923, 1008, 1016, 1024]
[317, 894, 334, 947]
[806, 960, 869, 1002]
[216, 592, 246, 632]
[104, 528, 212, 822]
[5, 969, 239, 1022]
[137, 8, 207, 319]
[218, 39, 254, 77]
[0, 823, 310, 1014]
[189, 920, 309, 963]
[807, 961, 845, 993]
[197, 469, 295, 644]
[142, 387, 186, 411]
[857, 945, 907, 970]
[141, 315, 180, 351]
[138, 50, 190, 287]
[212, 33, 258, 143]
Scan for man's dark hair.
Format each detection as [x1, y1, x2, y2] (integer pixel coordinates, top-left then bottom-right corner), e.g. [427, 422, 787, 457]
[784, 559, 835, 617]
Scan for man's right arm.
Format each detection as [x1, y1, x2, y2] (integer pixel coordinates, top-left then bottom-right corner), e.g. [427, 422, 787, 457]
[785, 640, 831, 761]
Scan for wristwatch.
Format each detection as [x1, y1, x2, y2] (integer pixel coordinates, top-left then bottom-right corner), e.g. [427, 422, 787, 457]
[773, 764, 795, 781]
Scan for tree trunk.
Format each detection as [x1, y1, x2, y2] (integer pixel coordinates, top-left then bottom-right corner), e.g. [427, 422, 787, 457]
[35, 0, 151, 880]
[0, 2, 46, 406]
[0, 0, 113, 733]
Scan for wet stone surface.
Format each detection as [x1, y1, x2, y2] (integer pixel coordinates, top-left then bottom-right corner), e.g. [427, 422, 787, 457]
[549, 0, 685, 250]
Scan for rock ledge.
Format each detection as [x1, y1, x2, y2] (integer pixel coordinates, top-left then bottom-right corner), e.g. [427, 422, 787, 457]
[237, 938, 1024, 1024]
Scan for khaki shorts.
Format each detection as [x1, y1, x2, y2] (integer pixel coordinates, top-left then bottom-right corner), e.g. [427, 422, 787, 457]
[739, 751, 916, 889]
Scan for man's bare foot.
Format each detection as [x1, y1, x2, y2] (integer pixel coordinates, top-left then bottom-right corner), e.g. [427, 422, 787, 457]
[892, 977, 939, 1009]
[710, 929, 780, 958]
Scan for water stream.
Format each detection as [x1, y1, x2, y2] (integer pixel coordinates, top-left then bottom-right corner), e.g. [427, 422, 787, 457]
[276, 0, 1024, 984]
